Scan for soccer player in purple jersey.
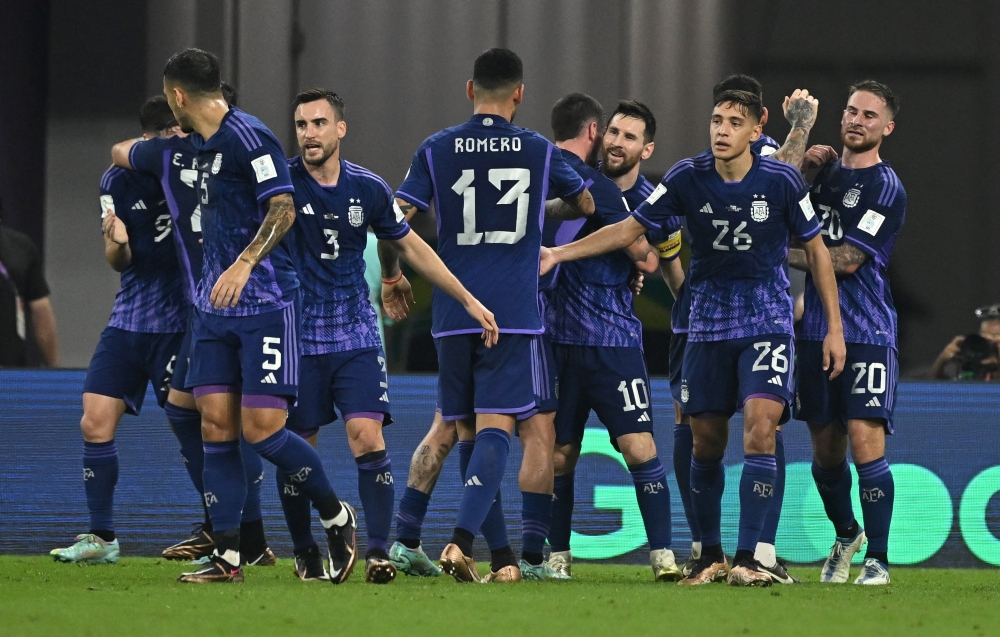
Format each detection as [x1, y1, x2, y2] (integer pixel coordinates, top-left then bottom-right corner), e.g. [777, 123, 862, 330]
[111, 87, 275, 566]
[393, 49, 593, 583]
[50, 98, 191, 565]
[280, 88, 497, 583]
[788, 81, 904, 586]
[541, 94, 682, 582]
[541, 89, 846, 587]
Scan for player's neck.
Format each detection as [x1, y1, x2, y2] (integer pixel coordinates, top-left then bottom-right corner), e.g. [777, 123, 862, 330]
[555, 138, 591, 163]
[714, 147, 754, 182]
[473, 101, 515, 122]
[841, 145, 882, 170]
[191, 99, 230, 141]
[305, 152, 342, 187]
[607, 165, 640, 192]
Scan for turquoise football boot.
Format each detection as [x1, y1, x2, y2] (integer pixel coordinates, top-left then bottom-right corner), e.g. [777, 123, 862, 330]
[50, 534, 120, 564]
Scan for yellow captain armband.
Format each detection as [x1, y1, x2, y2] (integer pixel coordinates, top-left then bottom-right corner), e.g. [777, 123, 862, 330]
[655, 231, 682, 259]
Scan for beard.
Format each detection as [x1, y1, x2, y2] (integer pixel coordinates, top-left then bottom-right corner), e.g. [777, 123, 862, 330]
[302, 139, 338, 166]
[841, 128, 879, 153]
[601, 148, 640, 177]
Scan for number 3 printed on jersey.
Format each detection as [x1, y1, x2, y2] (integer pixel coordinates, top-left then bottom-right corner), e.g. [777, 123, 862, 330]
[452, 168, 530, 245]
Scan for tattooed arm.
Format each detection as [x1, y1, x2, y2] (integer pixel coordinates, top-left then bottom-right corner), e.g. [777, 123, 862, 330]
[789, 244, 867, 276]
[210, 192, 295, 309]
[771, 89, 819, 169]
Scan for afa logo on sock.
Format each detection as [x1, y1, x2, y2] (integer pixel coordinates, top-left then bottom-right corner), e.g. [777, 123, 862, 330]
[862, 487, 885, 502]
[83, 468, 95, 481]
[289, 466, 313, 483]
[753, 481, 774, 498]
[375, 472, 394, 485]
[283, 483, 300, 496]
[203, 492, 218, 507]
[642, 481, 664, 494]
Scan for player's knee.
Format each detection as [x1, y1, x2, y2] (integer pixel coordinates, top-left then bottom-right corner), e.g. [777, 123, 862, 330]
[428, 417, 459, 446]
[79, 412, 114, 442]
[619, 433, 656, 466]
[347, 422, 385, 456]
[553, 444, 580, 475]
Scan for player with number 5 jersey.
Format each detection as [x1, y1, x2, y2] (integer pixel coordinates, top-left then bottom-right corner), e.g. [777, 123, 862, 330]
[395, 49, 592, 583]
[789, 80, 906, 587]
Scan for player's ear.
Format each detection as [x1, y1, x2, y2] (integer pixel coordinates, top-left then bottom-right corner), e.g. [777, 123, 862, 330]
[882, 120, 895, 138]
[511, 84, 524, 106]
[641, 141, 654, 160]
[338, 119, 347, 139]
[466, 80, 475, 102]
[760, 106, 769, 127]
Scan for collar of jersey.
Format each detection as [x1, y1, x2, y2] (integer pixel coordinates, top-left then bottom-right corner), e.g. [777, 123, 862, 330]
[469, 113, 511, 126]
[191, 106, 241, 148]
[712, 150, 760, 194]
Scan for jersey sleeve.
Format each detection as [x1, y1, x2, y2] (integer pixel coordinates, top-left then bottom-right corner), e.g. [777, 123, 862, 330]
[19, 238, 50, 302]
[787, 183, 822, 241]
[245, 134, 294, 202]
[547, 148, 586, 200]
[396, 146, 434, 211]
[128, 138, 167, 178]
[843, 176, 906, 257]
[631, 166, 686, 230]
[589, 177, 630, 226]
[368, 178, 412, 241]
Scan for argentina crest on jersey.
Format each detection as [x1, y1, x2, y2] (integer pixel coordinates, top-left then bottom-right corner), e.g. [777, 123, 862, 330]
[750, 196, 769, 222]
[211, 153, 223, 174]
[843, 187, 861, 208]
[348, 198, 363, 227]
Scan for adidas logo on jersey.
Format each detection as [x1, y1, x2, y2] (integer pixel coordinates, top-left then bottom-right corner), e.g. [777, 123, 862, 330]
[300, 203, 315, 215]
[379, 392, 388, 402]
[465, 475, 483, 487]
[700, 203, 714, 214]
[132, 200, 147, 210]
[261, 372, 277, 384]
[866, 397, 882, 408]
[768, 375, 783, 386]
[637, 412, 651, 422]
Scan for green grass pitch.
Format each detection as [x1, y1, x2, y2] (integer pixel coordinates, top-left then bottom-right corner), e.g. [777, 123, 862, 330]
[1, 556, 997, 637]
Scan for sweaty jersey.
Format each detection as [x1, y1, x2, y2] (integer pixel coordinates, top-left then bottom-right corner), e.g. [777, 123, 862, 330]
[288, 157, 410, 355]
[129, 136, 204, 303]
[548, 149, 642, 348]
[800, 160, 906, 348]
[185, 107, 298, 316]
[633, 152, 820, 342]
[396, 113, 585, 336]
[99, 167, 188, 333]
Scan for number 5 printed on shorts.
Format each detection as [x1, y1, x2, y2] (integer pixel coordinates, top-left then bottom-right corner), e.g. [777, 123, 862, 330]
[261, 337, 282, 384]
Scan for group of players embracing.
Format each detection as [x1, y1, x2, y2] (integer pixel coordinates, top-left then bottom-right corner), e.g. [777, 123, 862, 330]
[51, 46, 904, 589]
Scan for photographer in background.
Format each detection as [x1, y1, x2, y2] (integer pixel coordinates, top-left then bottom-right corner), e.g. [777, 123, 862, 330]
[0, 195, 60, 368]
[931, 304, 1000, 380]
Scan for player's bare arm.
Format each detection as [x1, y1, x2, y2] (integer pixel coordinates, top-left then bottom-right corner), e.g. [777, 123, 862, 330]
[801, 233, 846, 378]
[563, 188, 596, 217]
[377, 238, 414, 321]
[102, 211, 131, 272]
[659, 256, 685, 299]
[789, 243, 867, 276]
[771, 89, 818, 168]
[540, 215, 646, 276]
[390, 229, 499, 347]
[210, 192, 295, 309]
[625, 235, 659, 274]
[111, 139, 141, 169]
[544, 191, 596, 220]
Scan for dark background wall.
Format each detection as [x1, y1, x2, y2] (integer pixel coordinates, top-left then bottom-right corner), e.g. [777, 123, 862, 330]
[5, 0, 996, 373]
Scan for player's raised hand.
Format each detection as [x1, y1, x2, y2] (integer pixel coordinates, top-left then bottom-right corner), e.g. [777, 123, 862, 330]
[211, 259, 253, 309]
[463, 299, 499, 348]
[782, 89, 819, 132]
[382, 274, 414, 321]
[802, 145, 838, 172]
[822, 330, 847, 380]
[539, 247, 558, 276]
[102, 212, 129, 246]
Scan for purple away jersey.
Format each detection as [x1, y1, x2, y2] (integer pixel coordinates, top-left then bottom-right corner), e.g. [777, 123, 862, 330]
[396, 113, 584, 336]
[547, 149, 643, 348]
[632, 152, 821, 342]
[185, 107, 298, 317]
[799, 160, 906, 348]
[129, 136, 205, 303]
[98, 167, 188, 333]
[287, 157, 410, 354]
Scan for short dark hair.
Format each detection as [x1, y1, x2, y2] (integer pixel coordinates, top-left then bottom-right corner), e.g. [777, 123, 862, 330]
[293, 88, 346, 121]
[609, 99, 656, 143]
[849, 79, 899, 118]
[221, 81, 238, 107]
[139, 96, 178, 133]
[713, 74, 763, 102]
[163, 48, 221, 95]
[551, 93, 605, 143]
[472, 48, 523, 94]
[713, 89, 764, 123]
